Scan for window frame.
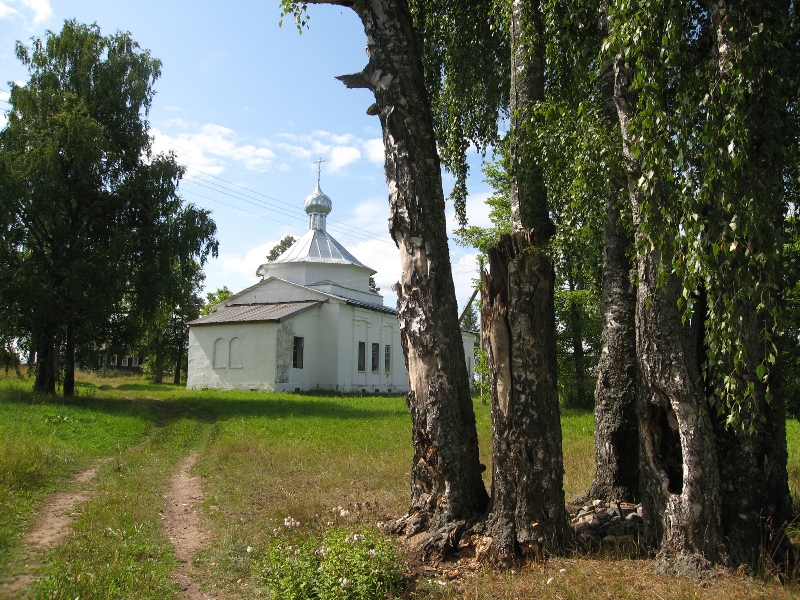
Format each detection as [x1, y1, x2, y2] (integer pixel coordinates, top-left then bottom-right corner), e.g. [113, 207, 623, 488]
[384, 344, 391, 373]
[371, 342, 379, 372]
[357, 341, 366, 372]
[293, 336, 304, 369]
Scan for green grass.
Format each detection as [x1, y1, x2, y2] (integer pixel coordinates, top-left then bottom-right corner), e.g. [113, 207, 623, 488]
[0, 373, 797, 599]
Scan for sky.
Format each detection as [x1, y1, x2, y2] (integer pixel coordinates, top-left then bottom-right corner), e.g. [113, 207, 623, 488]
[0, 0, 494, 312]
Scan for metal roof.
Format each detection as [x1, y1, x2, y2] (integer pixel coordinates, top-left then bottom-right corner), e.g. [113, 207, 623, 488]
[257, 228, 373, 273]
[188, 301, 322, 326]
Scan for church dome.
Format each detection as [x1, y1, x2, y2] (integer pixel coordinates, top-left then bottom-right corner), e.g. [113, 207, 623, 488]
[304, 184, 332, 215]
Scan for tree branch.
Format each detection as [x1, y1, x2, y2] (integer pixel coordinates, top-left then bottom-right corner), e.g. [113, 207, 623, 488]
[336, 72, 371, 89]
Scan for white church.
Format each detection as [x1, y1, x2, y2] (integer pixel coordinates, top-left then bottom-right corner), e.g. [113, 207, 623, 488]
[186, 176, 477, 393]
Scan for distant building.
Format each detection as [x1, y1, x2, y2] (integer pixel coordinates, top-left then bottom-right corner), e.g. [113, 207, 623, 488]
[186, 178, 476, 393]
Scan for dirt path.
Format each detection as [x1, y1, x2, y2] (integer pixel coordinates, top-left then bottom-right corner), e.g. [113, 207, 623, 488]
[163, 452, 210, 600]
[2, 458, 109, 597]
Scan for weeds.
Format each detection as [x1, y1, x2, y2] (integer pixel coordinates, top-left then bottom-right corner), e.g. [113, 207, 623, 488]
[257, 526, 404, 600]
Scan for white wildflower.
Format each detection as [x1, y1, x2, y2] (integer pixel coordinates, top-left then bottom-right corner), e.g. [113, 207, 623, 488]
[246, 546, 252, 553]
[547, 577, 554, 585]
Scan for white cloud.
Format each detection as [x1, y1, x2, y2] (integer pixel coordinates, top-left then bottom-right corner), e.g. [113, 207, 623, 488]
[363, 138, 384, 164]
[220, 241, 273, 281]
[0, 0, 51, 23]
[151, 122, 275, 175]
[445, 190, 494, 234]
[348, 237, 401, 293]
[21, 0, 51, 22]
[0, 2, 19, 19]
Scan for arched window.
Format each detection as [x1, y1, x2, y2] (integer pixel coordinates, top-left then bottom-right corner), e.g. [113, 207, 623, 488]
[213, 338, 227, 369]
[229, 337, 243, 368]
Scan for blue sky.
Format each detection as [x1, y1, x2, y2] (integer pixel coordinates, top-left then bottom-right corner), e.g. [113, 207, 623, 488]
[0, 0, 493, 312]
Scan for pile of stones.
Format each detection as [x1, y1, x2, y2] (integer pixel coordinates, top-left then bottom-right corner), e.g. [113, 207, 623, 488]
[570, 499, 645, 547]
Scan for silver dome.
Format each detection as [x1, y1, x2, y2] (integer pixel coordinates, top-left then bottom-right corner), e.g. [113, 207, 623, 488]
[304, 183, 332, 215]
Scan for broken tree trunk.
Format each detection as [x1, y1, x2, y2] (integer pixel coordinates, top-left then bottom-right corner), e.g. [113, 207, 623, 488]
[482, 231, 567, 564]
[306, 0, 489, 541]
[480, 0, 567, 563]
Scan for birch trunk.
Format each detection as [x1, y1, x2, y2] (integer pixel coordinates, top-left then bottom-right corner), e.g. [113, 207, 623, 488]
[309, 0, 489, 541]
[707, 0, 795, 571]
[614, 61, 724, 569]
[482, 0, 567, 562]
[580, 30, 639, 504]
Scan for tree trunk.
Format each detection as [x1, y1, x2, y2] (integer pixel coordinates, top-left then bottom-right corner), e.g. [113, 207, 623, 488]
[174, 337, 183, 385]
[703, 0, 796, 573]
[580, 193, 638, 504]
[614, 61, 724, 569]
[481, 0, 566, 563]
[154, 331, 164, 383]
[578, 27, 639, 504]
[33, 330, 57, 394]
[63, 321, 75, 397]
[482, 232, 567, 563]
[316, 0, 488, 541]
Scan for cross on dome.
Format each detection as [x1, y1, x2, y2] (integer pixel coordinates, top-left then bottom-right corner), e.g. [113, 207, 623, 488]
[304, 157, 332, 230]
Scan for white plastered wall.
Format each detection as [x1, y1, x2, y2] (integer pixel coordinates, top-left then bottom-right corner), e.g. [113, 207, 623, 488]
[186, 321, 278, 391]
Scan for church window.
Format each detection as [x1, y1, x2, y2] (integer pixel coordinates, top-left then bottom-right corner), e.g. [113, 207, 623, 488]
[371, 343, 379, 372]
[384, 345, 391, 372]
[122, 356, 129, 367]
[132, 356, 139, 367]
[110, 354, 117, 366]
[293, 336, 304, 369]
[357, 341, 366, 372]
[213, 338, 227, 369]
[229, 337, 243, 368]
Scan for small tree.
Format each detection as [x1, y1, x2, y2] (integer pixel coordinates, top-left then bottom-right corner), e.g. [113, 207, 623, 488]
[267, 235, 296, 261]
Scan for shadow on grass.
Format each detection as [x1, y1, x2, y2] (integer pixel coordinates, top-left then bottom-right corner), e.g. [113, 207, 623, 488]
[0, 386, 409, 431]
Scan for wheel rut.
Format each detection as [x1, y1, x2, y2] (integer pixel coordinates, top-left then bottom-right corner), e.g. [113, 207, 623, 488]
[1, 458, 109, 597]
[163, 452, 211, 600]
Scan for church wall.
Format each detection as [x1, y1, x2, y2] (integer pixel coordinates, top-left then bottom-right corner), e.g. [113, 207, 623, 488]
[336, 305, 410, 393]
[230, 279, 329, 305]
[273, 308, 322, 392]
[187, 322, 278, 391]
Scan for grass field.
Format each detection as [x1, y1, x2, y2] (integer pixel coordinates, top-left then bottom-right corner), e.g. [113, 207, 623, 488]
[0, 372, 797, 599]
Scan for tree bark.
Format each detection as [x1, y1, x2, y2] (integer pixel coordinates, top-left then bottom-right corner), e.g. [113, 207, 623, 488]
[482, 232, 567, 563]
[481, 0, 567, 563]
[614, 61, 724, 569]
[154, 331, 164, 384]
[579, 24, 639, 504]
[63, 320, 75, 397]
[313, 0, 488, 541]
[174, 337, 183, 385]
[705, 0, 795, 571]
[33, 330, 57, 394]
[580, 193, 638, 504]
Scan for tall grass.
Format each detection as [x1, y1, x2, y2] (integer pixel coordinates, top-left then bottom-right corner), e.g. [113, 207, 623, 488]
[1, 375, 797, 599]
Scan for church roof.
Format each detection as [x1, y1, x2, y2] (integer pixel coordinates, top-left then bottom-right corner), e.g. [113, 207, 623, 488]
[188, 301, 322, 326]
[258, 228, 373, 273]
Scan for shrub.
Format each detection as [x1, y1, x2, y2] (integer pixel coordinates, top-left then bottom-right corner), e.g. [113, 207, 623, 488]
[257, 527, 404, 600]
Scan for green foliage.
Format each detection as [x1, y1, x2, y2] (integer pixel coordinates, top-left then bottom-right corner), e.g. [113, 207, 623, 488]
[201, 286, 233, 315]
[268, 235, 297, 262]
[604, 1, 799, 428]
[368, 276, 380, 294]
[0, 20, 217, 392]
[258, 527, 404, 600]
[410, 0, 509, 224]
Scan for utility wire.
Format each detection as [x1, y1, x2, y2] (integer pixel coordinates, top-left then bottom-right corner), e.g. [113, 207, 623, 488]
[185, 165, 399, 248]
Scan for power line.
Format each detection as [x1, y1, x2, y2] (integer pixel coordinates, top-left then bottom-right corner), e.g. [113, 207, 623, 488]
[184, 165, 399, 249]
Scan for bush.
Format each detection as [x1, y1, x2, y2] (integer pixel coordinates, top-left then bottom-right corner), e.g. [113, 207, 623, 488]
[257, 527, 404, 600]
